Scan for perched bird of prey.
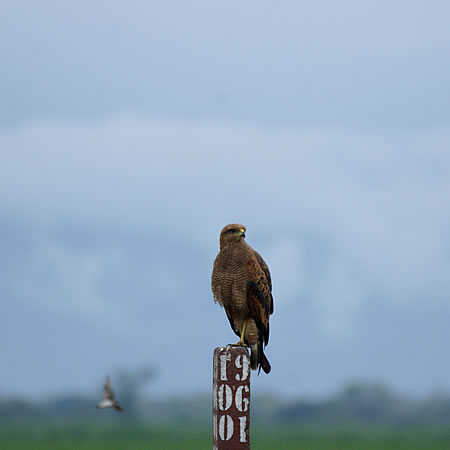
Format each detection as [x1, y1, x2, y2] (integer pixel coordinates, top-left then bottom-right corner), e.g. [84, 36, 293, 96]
[212, 224, 274, 374]
[96, 376, 124, 412]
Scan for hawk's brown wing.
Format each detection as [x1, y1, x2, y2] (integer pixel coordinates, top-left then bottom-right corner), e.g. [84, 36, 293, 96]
[253, 251, 274, 315]
[247, 250, 273, 346]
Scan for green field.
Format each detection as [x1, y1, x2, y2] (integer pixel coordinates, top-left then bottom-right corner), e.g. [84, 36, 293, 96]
[1, 424, 449, 450]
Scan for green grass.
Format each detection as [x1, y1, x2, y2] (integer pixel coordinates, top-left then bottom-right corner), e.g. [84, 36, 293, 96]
[252, 426, 450, 450]
[0, 423, 208, 450]
[0, 423, 449, 449]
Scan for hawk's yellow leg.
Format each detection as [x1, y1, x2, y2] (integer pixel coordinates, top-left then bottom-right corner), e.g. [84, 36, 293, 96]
[236, 320, 248, 346]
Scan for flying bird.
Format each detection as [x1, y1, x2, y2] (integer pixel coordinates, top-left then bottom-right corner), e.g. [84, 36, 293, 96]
[96, 375, 124, 412]
[211, 224, 274, 374]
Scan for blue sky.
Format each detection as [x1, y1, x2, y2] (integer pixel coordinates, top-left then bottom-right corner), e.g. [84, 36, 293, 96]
[1, 1, 449, 399]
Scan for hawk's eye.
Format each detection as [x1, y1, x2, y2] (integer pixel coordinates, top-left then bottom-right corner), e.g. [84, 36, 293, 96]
[226, 229, 237, 234]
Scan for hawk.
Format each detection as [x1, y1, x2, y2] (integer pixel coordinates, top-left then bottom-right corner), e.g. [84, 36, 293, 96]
[96, 375, 124, 412]
[211, 224, 273, 374]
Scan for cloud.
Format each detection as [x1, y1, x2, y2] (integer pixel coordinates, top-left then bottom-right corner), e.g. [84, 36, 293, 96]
[1, 116, 449, 342]
[8, 236, 138, 337]
[1, 1, 449, 128]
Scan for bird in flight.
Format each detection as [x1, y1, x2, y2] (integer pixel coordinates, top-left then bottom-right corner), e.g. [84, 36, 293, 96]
[212, 224, 274, 374]
[96, 375, 124, 412]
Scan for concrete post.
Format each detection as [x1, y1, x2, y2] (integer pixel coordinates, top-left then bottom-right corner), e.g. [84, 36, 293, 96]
[213, 346, 251, 449]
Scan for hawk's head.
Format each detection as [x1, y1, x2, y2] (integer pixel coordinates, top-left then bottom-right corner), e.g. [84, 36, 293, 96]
[220, 223, 246, 248]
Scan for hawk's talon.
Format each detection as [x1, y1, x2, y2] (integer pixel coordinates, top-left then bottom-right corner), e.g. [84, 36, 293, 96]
[237, 319, 248, 347]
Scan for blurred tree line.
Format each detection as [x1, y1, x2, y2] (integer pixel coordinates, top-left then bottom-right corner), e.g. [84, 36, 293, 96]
[1, 373, 449, 427]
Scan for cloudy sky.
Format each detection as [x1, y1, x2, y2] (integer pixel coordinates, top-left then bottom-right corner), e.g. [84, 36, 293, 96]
[1, 1, 449, 399]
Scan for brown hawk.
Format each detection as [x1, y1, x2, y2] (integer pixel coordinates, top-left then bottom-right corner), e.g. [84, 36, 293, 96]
[211, 224, 273, 374]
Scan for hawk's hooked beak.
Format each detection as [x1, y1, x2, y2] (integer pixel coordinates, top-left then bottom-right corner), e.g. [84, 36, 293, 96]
[240, 229, 246, 238]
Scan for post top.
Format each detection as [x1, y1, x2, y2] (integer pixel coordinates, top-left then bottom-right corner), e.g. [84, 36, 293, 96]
[214, 345, 250, 353]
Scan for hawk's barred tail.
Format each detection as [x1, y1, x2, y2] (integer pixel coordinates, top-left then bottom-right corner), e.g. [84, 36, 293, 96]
[259, 348, 271, 374]
[251, 342, 271, 374]
[250, 344, 259, 371]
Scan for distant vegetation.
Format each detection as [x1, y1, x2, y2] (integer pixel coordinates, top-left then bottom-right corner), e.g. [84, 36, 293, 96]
[1, 381, 450, 428]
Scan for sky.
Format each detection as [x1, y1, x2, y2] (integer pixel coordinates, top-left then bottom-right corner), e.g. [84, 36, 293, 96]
[1, 1, 449, 400]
